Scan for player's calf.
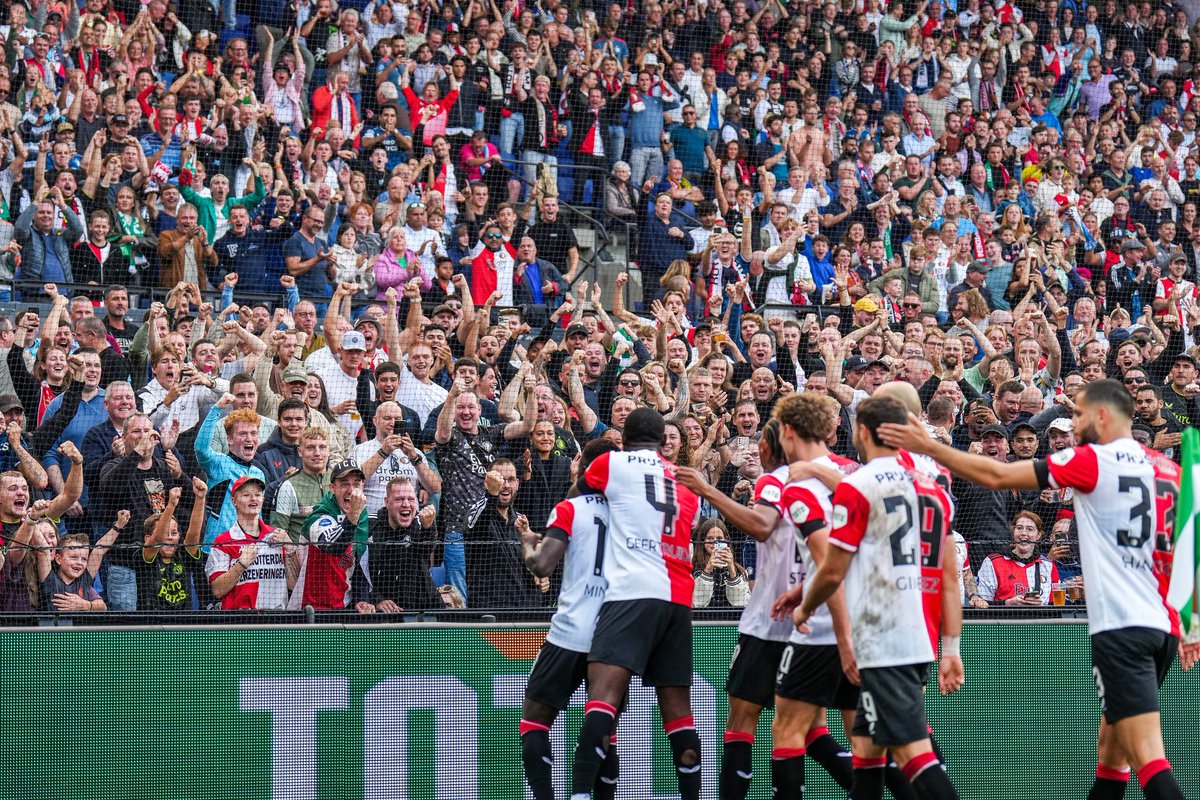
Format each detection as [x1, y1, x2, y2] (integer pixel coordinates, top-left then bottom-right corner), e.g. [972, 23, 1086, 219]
[519, 719, 554, 800]
[595, 732, 620, 800]
[1138, 759, 1185, 800]
[719, 729, 755, 800]
[665, 715, 702, 800]
[1088, 763, 1131, 800]
[570, 700, 617, 800]
[805, 725, 853, 790]
[897, 749, 959, 800]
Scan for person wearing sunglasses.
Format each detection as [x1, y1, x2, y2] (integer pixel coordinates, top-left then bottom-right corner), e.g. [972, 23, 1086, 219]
[469, 220, 517, 306]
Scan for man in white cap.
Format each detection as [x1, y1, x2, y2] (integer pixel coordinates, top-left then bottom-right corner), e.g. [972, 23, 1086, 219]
[316, 329, 374, 439]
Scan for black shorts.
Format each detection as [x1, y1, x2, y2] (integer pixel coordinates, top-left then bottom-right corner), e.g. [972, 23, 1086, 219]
[1091, 627, 1178, 723]
[589, 599, 693, 687]
[774, 643, 860, 710]
[726, 634, 787, 708]
[850, 663, 931, 746]
[526, 640, 589, 710]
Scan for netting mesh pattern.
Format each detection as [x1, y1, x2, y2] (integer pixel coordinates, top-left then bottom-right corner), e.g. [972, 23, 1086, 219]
[0, 622, 1193, 799]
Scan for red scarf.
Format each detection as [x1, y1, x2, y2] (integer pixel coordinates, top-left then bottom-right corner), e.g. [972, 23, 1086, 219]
[36, 383, 56, 426]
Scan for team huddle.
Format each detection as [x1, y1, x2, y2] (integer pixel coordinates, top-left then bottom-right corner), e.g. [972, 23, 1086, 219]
[518, 380, 1199, 800]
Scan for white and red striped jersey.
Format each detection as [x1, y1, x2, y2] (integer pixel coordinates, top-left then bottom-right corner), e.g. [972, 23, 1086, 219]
[1041, 438, 1181, 636]
[898, 448, 954, 501]
[1154, 276, 1197, 327]
[788, 454, 861, 647]
[909, 470, 955, 653]
[205, 519, 290, 610]
[830, 455, 937, 668]
[583, 450, 701, 606]
[543, 494, 612, 652]
[976, 553, 1059, 604]
[739, 466, 802, 642]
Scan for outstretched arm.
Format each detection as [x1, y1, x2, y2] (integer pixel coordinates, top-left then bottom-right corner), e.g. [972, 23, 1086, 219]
[878, 414, 1042, 490]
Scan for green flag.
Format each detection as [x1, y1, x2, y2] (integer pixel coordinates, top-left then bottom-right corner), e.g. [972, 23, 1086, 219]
[1167, 427, 1200, 635]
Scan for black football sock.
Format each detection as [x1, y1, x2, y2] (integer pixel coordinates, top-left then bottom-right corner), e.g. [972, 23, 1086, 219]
[520, 720, 554, 800]
[719, 730, 754, 800]
[905, 752, 959, 800]
[1139, 759, 1185, 800]
[770, 747, 806, 800]
[850, 755, 886, 800]
[1087, 763, 1130, 800]
[595, 732, 620, 800]
[570, 701, 616, 799]
[805, 726, 853, 789]
[884, 760, 921, 800]
[666, 715, 702, 800]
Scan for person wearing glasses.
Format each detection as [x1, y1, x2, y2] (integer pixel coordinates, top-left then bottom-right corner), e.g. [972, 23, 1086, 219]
[470, 220, 517, 306]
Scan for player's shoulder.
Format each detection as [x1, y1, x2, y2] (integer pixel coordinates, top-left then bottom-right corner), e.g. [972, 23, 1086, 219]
[825, 453, 861, 475]
[1138, 442, 1182, 481]
[546, 498, 577, 533]
[1047, 441, 1099, 469]
[754, 467, 788, 505]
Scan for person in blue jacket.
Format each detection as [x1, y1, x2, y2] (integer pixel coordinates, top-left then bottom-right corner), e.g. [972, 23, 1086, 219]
[195, 393, 266, 545]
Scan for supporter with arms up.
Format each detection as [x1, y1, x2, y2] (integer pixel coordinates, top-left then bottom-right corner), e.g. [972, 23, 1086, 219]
[517, 438, 621, 800]
[196, 393, 267, 544]
[793, 397, 963, 800]
[2, 441, 85, 609]
[136, 479, 208, 611]
[433, 372, 537, 602]
[569, 408, 702, 800]
[879, 379, 1200, 800]
[39, 508, 128, 613]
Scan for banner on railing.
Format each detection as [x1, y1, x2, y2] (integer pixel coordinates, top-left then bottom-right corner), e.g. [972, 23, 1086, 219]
[0, 623, 1195, 799]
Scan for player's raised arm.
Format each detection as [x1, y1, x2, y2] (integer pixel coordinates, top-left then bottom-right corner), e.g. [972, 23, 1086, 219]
[675, 466, 782, 541]
[879, 413, 1042, 490]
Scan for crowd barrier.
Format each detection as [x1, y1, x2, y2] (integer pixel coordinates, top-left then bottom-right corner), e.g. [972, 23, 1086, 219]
[1, 620, 1195, 799]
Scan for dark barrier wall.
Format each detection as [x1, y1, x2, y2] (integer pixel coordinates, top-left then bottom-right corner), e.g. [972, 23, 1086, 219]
[1, 621, 1195, 799]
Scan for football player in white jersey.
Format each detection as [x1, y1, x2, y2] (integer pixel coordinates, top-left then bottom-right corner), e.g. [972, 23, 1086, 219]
[678, 416, 854, 800]
[569, 408, 703, 800]
[518, 439, 621, 800]
[763, 392, 864, 800]
[795, 397, 964, 800]
[879, 379, 1200, 800]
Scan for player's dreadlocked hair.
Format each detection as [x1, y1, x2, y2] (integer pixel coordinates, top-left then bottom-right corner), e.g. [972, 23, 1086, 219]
[760, 418, 786, 470]
[773, 392, 839, 443]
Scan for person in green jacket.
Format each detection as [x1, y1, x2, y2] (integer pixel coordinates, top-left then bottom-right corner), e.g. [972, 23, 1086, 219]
[293, 458, 370, 610]
[272, 425, 333, 540]
[178, 156, 267, 246]
[868, 246, 941, 315]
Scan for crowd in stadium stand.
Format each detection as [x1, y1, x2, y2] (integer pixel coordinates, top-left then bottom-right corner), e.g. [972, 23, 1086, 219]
[0, 0, 1196, 613]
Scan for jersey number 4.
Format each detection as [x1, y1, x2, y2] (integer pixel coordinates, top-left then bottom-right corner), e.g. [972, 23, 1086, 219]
[645, 474, 679, 537]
